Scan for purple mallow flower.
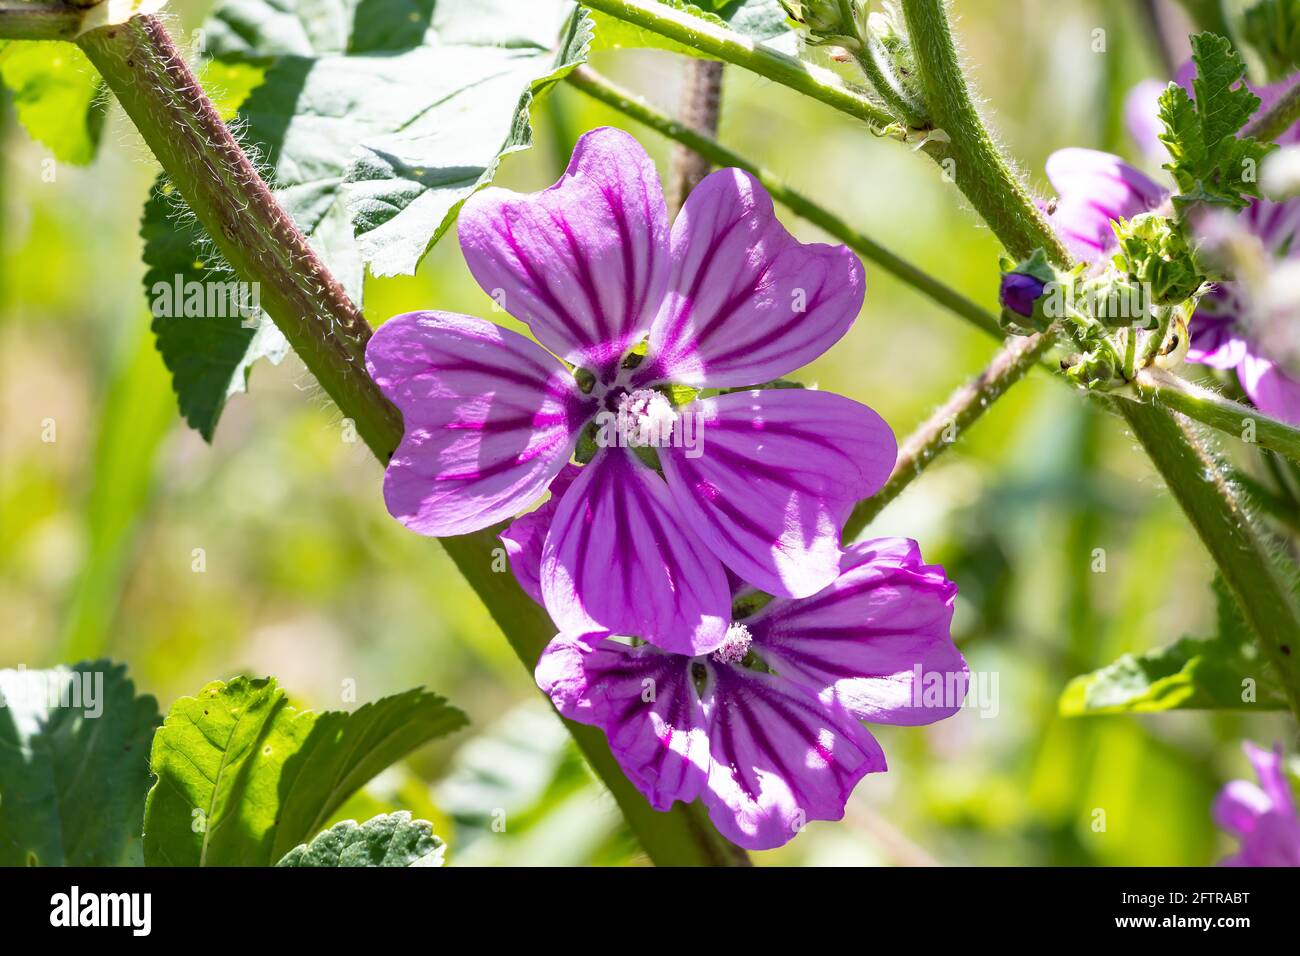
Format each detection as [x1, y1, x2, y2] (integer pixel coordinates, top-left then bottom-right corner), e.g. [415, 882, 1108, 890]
[366, 127, 896, 656]
[999, 272, 1047, 317]
[534, 537, 968, 850]
[1214, 742, 1300, 867]
[1044, 144, 1300, 423]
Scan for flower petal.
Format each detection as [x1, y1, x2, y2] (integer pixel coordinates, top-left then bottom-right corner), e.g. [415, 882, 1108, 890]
[536, 633, 709, 811]
[1244, 741, 1296, 813]
[1240, 353, 1300, 425]
[366, 312, 594, 536]
[701, 665, 885, 850]
[498, 464, 581, 605]
[540, 449, 731, 655]
[746, 538, 966, 725]
[1045, 148, 1166, 263]
[660, 389, 896, 599]
[1187, 304, 1250, 369]
[457, 127, 670, 382]
[1124, 78, 1169, 164]
[1213, 780, 1271, 837]
[635, 168, 864, 388]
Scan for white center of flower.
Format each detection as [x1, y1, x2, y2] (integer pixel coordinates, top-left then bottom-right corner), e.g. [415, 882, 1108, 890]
[712, 622, 753, 665]
[618, 388, 678, 447]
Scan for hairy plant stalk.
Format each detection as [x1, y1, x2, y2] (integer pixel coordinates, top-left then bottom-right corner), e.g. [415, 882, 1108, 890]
[1134, 368, 1300, 465]
[569, 65, 1000, 336]
[74, 14, 746, 867]
[1119, 402, 1300, 721]
[843, 330, 1054, 539]
[852, 38, 928, 128]
[667, 58, 723, 214]
[77, 15, 402, 460]
[579, 0, 893, 128]
[1245, 79, 1300, 142]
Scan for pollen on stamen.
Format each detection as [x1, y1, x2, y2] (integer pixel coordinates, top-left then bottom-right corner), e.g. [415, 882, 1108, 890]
[618, 388, 678, 447]
[712, 623, 753, 665]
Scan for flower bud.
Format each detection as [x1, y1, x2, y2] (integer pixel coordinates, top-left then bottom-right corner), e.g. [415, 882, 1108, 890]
[999, 272, 1047, 318]
[780, 0, 862, 47]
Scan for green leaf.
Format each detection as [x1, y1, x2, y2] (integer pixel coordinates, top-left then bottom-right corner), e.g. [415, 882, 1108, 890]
[0, 660, 161, 866]
[0, 42, 107, 165]
[139, 179, 289, 440]
[1060, 578, 1288, 715]
[206, 0, 593, 279]
[345, 3, 592, 276]
[1157, 32, 1275, 210]
[142, 677, 467, 866]
[276, 811, 445, 867]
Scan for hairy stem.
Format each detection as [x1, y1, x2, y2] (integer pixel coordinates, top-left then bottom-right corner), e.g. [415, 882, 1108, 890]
[852, 38, 929, 128]
[579, 0, 893, 128]
[900, 0, 1071, 265]
[843, 331, 1055, 539]
[1245, 78, 1300, 143]
[1119, 402, 1300, 721]
[1134, 368, 1300, 465]
[76, 14, 745, 867]
[667, 58, 723, 214]
[77, 15, 402, 460]
[569, 65, 1000, 336]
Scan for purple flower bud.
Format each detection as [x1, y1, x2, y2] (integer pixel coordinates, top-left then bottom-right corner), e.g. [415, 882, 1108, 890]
[1000, 272, 1047, 317]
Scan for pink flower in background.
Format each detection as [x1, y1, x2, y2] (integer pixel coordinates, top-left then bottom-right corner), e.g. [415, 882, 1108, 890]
[1214, 742, 1300, 866]
[367, 127, 896, 655]
[535, 538, 967, 850]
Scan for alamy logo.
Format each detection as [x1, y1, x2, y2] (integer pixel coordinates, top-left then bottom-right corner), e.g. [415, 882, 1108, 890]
[0, 667, 103, 719]
[49, 886, 151, 936]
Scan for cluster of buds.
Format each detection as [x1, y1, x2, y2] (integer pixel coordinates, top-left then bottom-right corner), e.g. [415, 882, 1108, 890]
[998, 240, 1197, 392]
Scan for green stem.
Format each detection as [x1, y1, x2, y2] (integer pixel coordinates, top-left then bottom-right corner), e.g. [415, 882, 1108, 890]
[568, 65, 1000, 337]
[900, 0, 1070, 265]
[843, 330, 1054, 539]
[1133, 368, 1300, 466]
[1245, 78, 1300, 143]
[0, 0, 83, 39]
[852, 38, 929, 128]
[578, 0, 893, 129]
[76, 14, 745, 867]
[1137, 306, 1172, 369]
[1118, 402, 1300, 721]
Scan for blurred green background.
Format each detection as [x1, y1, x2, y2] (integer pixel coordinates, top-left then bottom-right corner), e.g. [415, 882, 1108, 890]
[2, 0, 1293, 865]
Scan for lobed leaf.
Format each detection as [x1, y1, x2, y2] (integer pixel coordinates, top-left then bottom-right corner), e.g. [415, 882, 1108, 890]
[1060, 578, 1288, 715]
[276, 811, 445, 866]
[1157, 32, 1274, 210]
[0, 660, 160, 866]
[142, 676, 467, 866]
